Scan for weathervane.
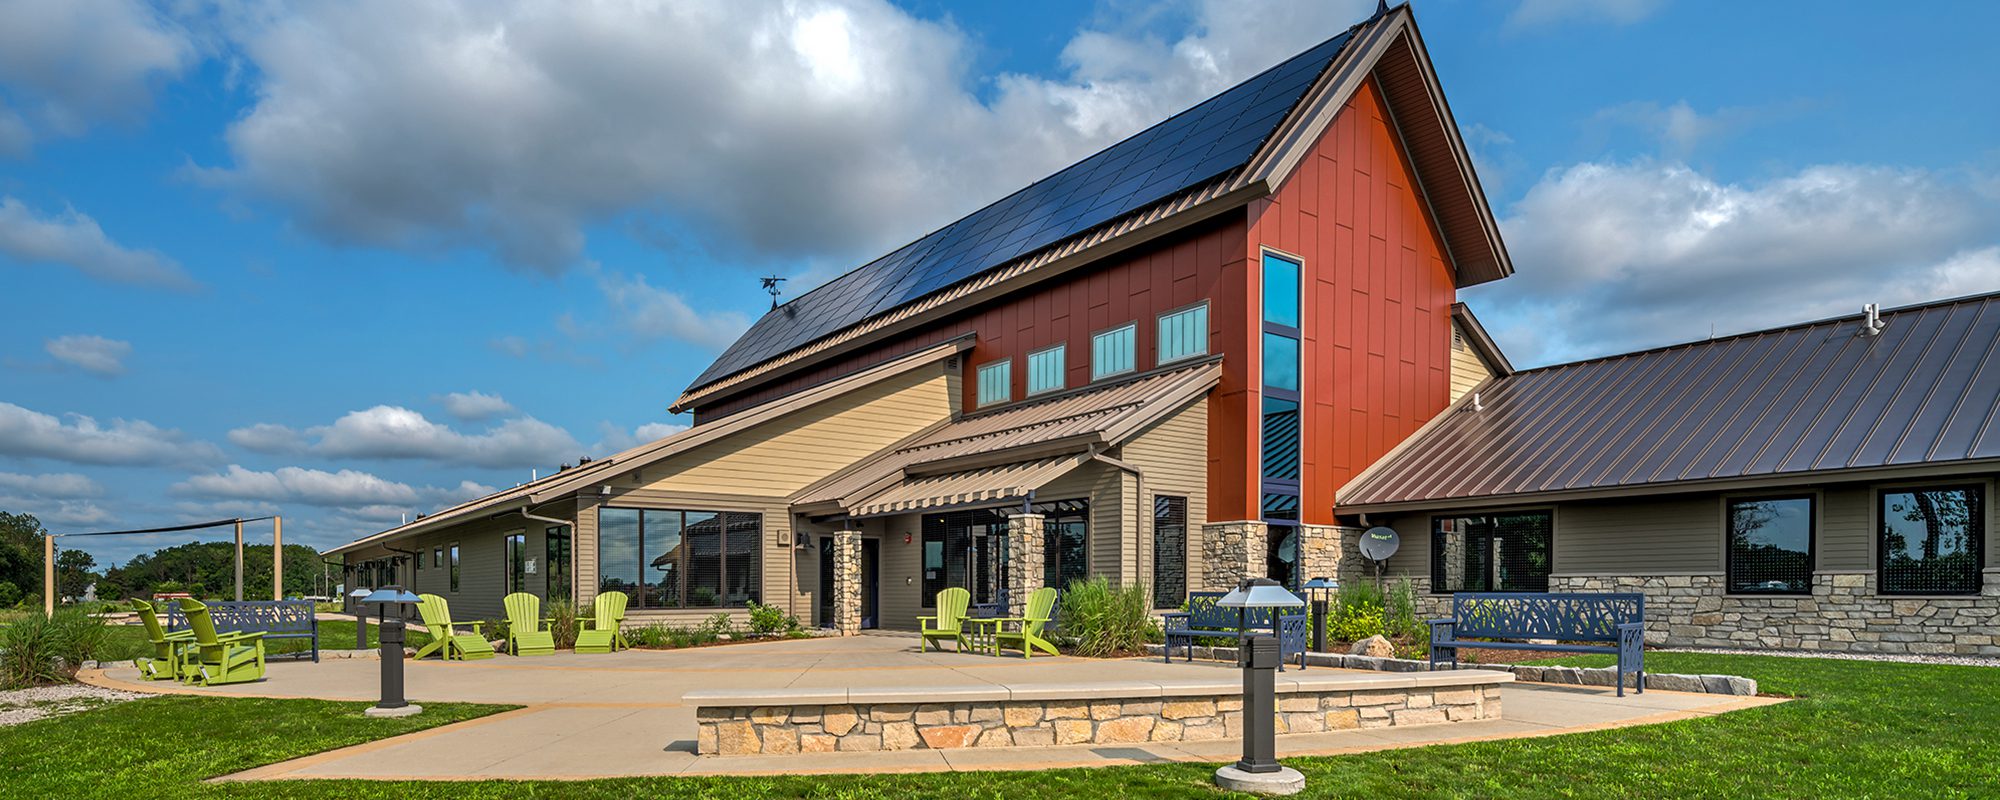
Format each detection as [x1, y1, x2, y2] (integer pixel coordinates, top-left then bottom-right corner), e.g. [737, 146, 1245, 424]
[760, 275, 786, 310]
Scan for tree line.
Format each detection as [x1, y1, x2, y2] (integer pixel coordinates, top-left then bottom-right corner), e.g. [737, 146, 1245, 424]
[0, 511, 333, 607]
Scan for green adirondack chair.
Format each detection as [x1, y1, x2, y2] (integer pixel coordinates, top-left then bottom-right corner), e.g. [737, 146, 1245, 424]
[575, 591, 629, 654]
[918, 587, 971, 653]
[994, 587, 1061, 659]
[175, 599, 266, 685]
[131, 599, 194, 681]
[502, 592, 557, 656]
[414, 594, 495, 661]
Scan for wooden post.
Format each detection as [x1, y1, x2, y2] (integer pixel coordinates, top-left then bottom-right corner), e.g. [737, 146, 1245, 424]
[272, 516, 284, 601]
[234, 520, 245, 602]
[43, 534, 54, 615]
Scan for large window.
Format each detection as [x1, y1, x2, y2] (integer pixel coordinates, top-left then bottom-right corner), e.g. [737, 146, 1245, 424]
[1027, 345, 1066, 395]
[1153, 495, 1187, 608]
[1431, 512, 1552, 593]
[545, 525, 572, 603]
[1157, 303, 1208, 365]
[1727, 497, 1814, 595]
[505, 531, 527, 594]
[597, 507, 762, 608]
[976, 360, 1011, 407]
[1879, 486, 1984, 595]
[1260, 251, 1303, 588]
[920, 499, 1089, 607]
[448, 543, 460, 592]
[1092, 323, 1136, 379]
[1040, 499, 1089, 591]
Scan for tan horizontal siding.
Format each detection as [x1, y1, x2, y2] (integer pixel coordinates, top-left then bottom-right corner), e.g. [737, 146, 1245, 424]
[1119, 396, 1209, 603]
[1817, 486, 1871, 572]
[1556, 496, 1720, 575]
[1447, 320, 1493, 403]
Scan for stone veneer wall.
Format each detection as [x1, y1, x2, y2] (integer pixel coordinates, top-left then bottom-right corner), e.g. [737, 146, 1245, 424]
[831, 530, 861, 636]
[1554, 574, 2000, 656]
[1005, 513, 1045, 617]
[694, 684, 1503, 755]
[1201, 520, 1266, 589]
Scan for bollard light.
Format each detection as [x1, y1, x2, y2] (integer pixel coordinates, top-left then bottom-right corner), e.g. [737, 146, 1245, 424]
[348, 587, 373, 650]
[1300, 577, 1339, 655]
[1214, 578, 1307, 796]
[360, 586, 423, 718]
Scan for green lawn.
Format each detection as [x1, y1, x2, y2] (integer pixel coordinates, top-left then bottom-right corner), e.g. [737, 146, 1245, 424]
[3, 653, 1996, 797]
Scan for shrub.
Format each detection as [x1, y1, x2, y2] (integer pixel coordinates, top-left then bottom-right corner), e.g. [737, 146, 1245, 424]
[1330, 581, 1387, 642]
[1055, 577, 1158, 658]
[0, 608, 111, 689]
[625, 622, 671, 649]
[545, 598, 580, 649]
[699, 613, 735, 638]
[746, 601, 798, 635]
[0, 581, 19, 609]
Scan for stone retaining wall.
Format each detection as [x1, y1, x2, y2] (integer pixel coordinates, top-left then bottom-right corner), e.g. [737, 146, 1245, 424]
[1554, 574, 2000, 656]
[690, 674, 1508, 756]
[1144, 645, 1760, 696]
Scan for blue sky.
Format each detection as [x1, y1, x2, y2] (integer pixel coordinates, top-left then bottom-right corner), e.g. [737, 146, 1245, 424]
[3, 0, 1997, 564]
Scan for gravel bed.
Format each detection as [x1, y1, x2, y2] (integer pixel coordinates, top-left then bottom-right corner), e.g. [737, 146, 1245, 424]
[1659, 647, 2000, 668]
[0, 683, 155, 727]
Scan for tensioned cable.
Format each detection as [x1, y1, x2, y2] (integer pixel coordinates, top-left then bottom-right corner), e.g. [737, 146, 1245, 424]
[52, 516, 277, 538]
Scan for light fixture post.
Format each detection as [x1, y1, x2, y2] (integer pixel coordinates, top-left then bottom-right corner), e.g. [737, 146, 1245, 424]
[362, 586, 423, 718]
[1213, 577, 1306, 796]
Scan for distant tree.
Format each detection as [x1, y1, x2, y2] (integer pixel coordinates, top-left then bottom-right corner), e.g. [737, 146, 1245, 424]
[0, 512, 44, 599]
[56, 548, 96, 600]
[99, 541, 322, 600]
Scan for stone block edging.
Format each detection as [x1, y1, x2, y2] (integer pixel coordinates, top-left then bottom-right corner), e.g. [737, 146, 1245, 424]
[1142, 644, 1759, 696]
[687, 670, 1511, 756]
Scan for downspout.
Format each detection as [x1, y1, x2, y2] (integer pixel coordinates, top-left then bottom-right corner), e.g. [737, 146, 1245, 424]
[1088, 447, 1147, 590]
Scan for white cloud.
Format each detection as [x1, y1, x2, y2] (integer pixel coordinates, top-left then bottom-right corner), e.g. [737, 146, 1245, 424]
[591, 420, 690, 455]
[43, 334, 132, 376]
[1589, 100, 1807, 156]
[598, 272, 752, 351]
[226, 422, 306, 454]
[197, 0, 1374, 273]
[173, 464, 496, 512]
[0, 0, 196, 148]
[0, 471, 102, 498]
[0, 196, 196, 288]
[0, 401, 221, 466]
[438, 390, 515, 422]
[1506, 0, 1664, 31]
[0, 470, 109, 529]
[1472, 160, 2000, 364]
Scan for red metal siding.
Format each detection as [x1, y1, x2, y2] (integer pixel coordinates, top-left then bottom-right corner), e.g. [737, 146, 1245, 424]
[1244, 78, 1457, 525]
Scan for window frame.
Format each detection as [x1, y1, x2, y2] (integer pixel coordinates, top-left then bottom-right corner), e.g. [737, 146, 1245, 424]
[448, 543, 460, 593]
[1026, 343, 1067, 396]
[1427, 509, 1555, 595]
[1152, 494, 1189, 609]
[1874, 483, 1985, 597]
[504, 530, 527, 595]
[1156, 301, 1210, 366]
[1091, 322, 1138, 380]
[1722, 494, 1816, 596]
[975, 358, 1012, 408]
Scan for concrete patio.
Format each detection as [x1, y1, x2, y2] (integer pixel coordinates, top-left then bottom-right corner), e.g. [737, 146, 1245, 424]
[82, 633, 1780, 781]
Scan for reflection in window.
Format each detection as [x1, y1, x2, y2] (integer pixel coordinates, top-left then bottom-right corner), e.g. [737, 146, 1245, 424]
[1261, 398, 1301, 482]
[1158, 304, 1208, 364]
[1040, 499, 1089, 591]
[1093, 323, 1136, 379]
[1727, 497, 1813, 594]
[1153, 496, 1187, 609]
[1431, 512, 1552, 593]
[596, 507, 760, 608]
[1027, 345, 1066, 395]
[505, 532, 526, 594]
[1262, 332, 1300, 392]
[1879, 487, 1983, 595]
[1262, 253, 1300, 328]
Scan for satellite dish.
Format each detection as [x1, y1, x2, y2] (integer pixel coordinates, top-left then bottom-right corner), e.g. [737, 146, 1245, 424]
[1358, 526, 1400, 561]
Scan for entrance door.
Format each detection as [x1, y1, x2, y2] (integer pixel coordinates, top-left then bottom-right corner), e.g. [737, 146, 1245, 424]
[817, 544, 835, 628]
[861, 538, 880, 629]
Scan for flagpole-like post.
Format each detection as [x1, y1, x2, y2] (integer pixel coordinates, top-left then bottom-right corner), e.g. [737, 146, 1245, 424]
[272, 517, 284, 600]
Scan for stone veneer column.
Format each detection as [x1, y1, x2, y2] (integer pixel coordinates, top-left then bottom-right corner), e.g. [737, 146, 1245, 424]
[1297, 525, 1344, 585]
[1200, 520, 1267, 589]
[1006, 513, 1045, 617]
[831, 530, 862, 637]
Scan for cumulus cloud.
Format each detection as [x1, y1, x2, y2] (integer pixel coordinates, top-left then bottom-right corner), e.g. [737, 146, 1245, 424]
[1472, 160, 2000, 364]
[173, 464, 496, 512]
[43, 334, 132, 376]
[598, 272, 752, 351]
[591, 420, 691, 455]
[1506, 0, 1664, 31]
[0, 401, 220, 466]
[0, 196, 196, 288]
[438, 390, 515, 422]
[196, 0, 1373, 273]
[0, 470, 109, 529]
[0, 471, 102, 498]
[0, 0, 196, 149]
[232, 406, 585, 469]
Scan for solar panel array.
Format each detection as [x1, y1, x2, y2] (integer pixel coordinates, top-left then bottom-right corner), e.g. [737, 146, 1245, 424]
[691, 29, 1358, 389]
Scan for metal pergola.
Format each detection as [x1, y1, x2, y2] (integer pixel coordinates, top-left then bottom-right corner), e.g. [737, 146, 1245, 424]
[42, 516, 284, 613]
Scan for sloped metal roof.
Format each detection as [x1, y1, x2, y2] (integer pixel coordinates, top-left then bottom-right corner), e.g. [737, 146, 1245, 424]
[1339, 293, 2000, 509]
[687, 26, 1364, 392]
[850, 456, 1088, 518]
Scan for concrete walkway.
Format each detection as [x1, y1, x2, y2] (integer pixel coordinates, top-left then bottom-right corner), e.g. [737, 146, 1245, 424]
[83, 634, 1780, 781]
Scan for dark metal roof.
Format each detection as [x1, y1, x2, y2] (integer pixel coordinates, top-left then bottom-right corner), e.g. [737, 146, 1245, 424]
[1339, 293, 2000, 509]
[688, 26, 1362, 391]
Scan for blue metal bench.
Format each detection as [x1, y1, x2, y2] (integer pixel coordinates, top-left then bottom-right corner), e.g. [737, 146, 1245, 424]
[1162, 591, 1307, 670]
[165, 599, 320, 662]
[1429, 592, 1645, 696]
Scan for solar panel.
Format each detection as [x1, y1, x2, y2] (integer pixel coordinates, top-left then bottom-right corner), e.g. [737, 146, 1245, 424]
[690, 27, 1358, 390]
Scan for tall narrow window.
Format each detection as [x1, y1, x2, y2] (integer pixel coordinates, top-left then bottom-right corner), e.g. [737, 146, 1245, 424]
[1431, 512, 1552, 593]
[1027, 344, 1066, 395]
[545, 525, 572, 603]
[1879, 486, 1983, 595]
[1039, 499, 1089, 591]
[644, 509, 684, 609]
[598, 508, 642, 602]
[1260, 251, 1304, 588]
[685, 511, 724, 607]
[976, 359, 1011, 407]
[1727, 497, 1813, 594]
[448, 543, 461, 592]
[724, 512, 761, 606]
[505, 532, 526, 594]
[1092, 323, 1136, 379]
[1153, 495, 1187, 608]
[1157, 303, 1209, 365]
[433, 547, 441, 569]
